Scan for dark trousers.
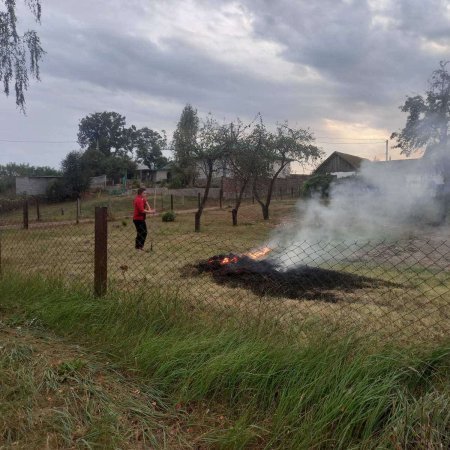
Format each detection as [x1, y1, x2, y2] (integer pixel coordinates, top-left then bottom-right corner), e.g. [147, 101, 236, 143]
[133, 220, 147, 249]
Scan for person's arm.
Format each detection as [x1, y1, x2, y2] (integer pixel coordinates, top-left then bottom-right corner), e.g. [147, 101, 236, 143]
[144, 200, 156, 214]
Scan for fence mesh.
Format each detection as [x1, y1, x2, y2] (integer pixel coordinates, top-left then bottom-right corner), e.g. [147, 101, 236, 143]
[1, 195, 450, 344]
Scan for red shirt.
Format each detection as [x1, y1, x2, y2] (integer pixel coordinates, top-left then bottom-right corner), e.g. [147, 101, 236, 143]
[133, 196, 146, 220]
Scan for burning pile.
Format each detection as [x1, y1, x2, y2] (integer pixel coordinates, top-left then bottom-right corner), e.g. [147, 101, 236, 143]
[194, 247, 397, 303]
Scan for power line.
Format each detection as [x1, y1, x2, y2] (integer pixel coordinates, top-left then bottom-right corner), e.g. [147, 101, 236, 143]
[316, 141, 386, 145]
[0, 139, 77, 143]
[315, 136, 386, 140]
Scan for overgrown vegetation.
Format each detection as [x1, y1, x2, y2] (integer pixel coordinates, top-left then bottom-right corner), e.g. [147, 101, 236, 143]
[1, 275, 449, 449]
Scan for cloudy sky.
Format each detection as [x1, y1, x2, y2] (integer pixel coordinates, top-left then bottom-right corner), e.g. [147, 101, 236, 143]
[1, 0, 449, 171]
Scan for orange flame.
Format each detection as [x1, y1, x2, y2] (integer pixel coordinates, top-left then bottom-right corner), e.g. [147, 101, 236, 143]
[245, 246, 272, 260]
[220, 256, 239, 265]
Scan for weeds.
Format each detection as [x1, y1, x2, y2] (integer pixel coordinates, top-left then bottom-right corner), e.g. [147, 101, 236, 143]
[1, 274, 450, 449]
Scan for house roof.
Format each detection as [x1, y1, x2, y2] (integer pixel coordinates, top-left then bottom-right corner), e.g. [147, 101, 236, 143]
[314, 151, 369, 173]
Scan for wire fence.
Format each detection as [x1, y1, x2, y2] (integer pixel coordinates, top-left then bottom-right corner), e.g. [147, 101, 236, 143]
[1, 202, 450, 344]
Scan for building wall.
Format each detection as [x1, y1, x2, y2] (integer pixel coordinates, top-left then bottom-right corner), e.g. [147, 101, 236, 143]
[15, 177, 61, 196]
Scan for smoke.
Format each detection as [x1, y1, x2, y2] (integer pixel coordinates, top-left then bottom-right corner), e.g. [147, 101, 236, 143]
[268, 156, 446, 268]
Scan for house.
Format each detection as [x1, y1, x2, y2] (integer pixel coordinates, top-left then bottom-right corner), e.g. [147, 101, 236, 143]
[313, 151, 369, 178]
[136, 163, 172, 184]
[15, 176, 62, 196]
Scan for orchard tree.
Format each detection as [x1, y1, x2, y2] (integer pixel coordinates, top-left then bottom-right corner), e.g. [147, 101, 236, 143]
[172, 104, 199, 186]
[0, 0, 45, 111]
[253, 122, 322, 220]
[193, 115, 231, 231]
[77, 112, 129, 156]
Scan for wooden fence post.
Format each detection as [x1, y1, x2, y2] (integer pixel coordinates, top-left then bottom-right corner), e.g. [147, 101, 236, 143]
[94, 206, 108, 297]
[76, 198, 80, 224]
[219, 188, 223, 209]
[36, 197, 40, 221]
[170, 194, 174, 211]
[23, 199, 29, 229]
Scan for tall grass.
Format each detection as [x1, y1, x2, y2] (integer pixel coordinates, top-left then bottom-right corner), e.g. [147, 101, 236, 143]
[1, 274, 449, 449]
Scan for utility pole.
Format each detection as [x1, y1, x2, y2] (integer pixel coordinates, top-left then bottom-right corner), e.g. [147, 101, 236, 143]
[385, 139, 389, 161]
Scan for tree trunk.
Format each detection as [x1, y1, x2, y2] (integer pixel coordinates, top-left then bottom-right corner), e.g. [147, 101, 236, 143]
[194, 160, 213, 232]
[232, 208, 238, 226]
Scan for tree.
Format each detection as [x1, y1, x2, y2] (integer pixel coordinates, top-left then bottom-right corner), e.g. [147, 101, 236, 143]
[172, 104, 199, 186]
[61, 151, 90, 198]
[224, 120, 255, 225]
[252, 121, 322, 220]
[194, 115, 229, 231]
[391, 61, 450, 156]
[0, 0, 45, 112]
[134, 127, 168, 169]
[391, 61, 450, 223]
[77, 112, 129, 156]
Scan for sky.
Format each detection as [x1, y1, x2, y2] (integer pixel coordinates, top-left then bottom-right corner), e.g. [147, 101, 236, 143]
[0, 0, 449, 171]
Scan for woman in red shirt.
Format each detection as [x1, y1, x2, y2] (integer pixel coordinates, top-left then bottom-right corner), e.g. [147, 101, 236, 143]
[133, 188, 155, 251]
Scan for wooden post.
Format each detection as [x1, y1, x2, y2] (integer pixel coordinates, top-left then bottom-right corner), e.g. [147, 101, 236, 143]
[161, 192, 164, 211]
[195, 211, 200, 232]
[36, 197, 40, 221]
[291, 187, 294, 198]
[219, 188, 223, 209]
[94, 206, 108, 297]
[23, 199, 29, 229]
[76, 198, 80, 224]
[280, 189, 282, 200]
[0, 231, 2, 278]
[170, 194, 174, 211]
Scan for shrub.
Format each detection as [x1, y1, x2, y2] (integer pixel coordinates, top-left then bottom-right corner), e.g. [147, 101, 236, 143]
[161, 211, 175, 222]
[301, 174, 335, 199]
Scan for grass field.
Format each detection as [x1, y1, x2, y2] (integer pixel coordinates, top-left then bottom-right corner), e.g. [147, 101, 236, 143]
[1, 275, 450, 449]
[0, 191, 254, 225]
[1, 198, 450, 344]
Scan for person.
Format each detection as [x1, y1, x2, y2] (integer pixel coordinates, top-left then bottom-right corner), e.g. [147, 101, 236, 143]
[133, 188, 155, 251]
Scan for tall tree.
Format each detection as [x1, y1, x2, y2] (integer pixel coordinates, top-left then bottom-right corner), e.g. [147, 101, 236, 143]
[77, 112, 129, 156]
[172, 104, 199, 186]
[253, 122, 322, 220]
[0, 0, 45, 111]
[133, 127, 168, 169]
[391, 61, 450, 156]
[61, 150, 91, 198]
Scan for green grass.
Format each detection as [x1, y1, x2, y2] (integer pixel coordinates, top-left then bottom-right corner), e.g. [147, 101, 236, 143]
[1, 274, 450, 449]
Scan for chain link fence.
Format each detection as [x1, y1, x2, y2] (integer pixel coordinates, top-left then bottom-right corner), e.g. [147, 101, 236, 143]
[1, 199, 449, 344]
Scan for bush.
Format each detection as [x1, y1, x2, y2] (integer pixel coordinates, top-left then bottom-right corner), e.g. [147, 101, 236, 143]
[301, 174, 335, 199]
[161, 211, 175, 222]
[46, 179, 70, 202]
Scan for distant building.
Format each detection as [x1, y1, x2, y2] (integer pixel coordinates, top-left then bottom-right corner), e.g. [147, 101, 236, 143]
[136, 163, 172, 184]
[15, 176, 62, 196]
[313, 151, 369, 177]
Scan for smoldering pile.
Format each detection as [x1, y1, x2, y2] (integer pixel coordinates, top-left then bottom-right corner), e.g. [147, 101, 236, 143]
[193, 253, 397, 303]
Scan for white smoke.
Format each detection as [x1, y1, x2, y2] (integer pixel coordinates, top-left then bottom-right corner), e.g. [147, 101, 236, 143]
[268, 157, 446, 268]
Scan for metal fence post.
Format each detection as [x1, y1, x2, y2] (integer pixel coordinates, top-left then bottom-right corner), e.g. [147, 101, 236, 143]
[94, 206, 108, 297]
[76, 198, 80, 224]
[170, 194, 174, 211]
[23, 199, 29, 229]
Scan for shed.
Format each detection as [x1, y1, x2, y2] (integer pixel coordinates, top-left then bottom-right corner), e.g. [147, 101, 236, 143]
[314, 151, 369, 175]
[15, 176, 62, 196]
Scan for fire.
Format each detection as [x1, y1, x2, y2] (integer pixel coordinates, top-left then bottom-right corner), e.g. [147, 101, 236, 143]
[245, 246, 272, 260]
[220, 256, 239, 265]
